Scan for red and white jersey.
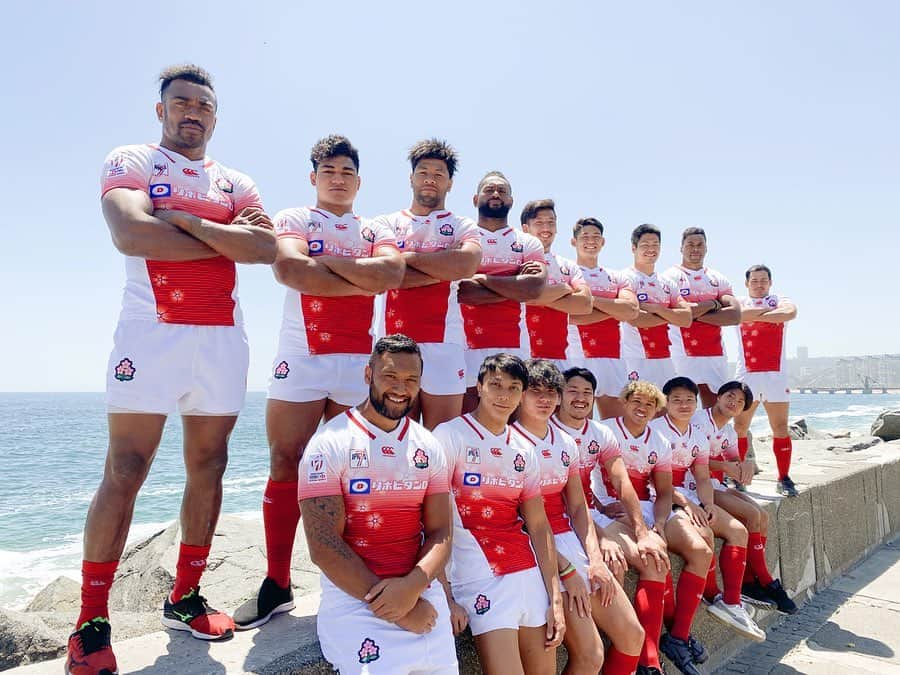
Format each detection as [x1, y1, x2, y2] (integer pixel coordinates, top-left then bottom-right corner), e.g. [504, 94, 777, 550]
[600, 417, 672, 500]
[663, 265, 734, 358]
[576, 265, 627, 359]
[509, 421, 580, 535]
[298, 409, 449, 578]
[101, 144, 264, 326]
[275, 207, 397, 355]
[691, 408, 739, 482]
[375, 210, 480, 345]
[433, 414, 542, 585]
[649, 416, 709, 490]
[735, 294, 791, 374]
[620, 268, 684, 359]
[461, 227, 545, 350]
[549, 415, 620, 509]
[525, 251, 587, 359]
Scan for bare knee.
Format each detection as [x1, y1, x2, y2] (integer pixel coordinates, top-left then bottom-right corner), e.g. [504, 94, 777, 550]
[622, 620, 645, 656]
[727, 521, 749, 547]
[567, 646, 604, 673]
[186, 446, 229, 482]
[270, 439, 305, 481]
[103, 449, 153, 498]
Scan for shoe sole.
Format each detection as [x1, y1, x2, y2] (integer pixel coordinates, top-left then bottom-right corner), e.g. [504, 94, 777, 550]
[705, 605, 767, 642]
[234, 600, 296, 631]
[740, 593, 778, 610]
[659, 645, 702, 675]
[160, 617, 235, 641]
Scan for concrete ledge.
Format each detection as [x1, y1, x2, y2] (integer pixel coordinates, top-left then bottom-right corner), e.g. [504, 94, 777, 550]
[11, 439, 900, 674]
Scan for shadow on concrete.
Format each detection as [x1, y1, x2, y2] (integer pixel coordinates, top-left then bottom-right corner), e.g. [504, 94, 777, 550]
[244, 613, 326, 675]
[129, 630, 226, 675]
[807, 621, 895, 659]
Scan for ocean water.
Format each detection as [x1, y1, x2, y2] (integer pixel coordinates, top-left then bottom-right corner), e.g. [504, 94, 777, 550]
[1, 391, 898, 609]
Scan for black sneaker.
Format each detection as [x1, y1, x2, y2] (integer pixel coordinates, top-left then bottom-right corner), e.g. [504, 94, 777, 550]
[687, 634, 708, 664]
[777, 475, 799, 497]
[637, 666, 665, 675]
[764, 578, 798, 614]
[233, 577, 295, 630]
[65, 617, 118, 675]
[741, 580, 778, 609]
[162, 588, 235, 640]
[660, 634, 701, 674]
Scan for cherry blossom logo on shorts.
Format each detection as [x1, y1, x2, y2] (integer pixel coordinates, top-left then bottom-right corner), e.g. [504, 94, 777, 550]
[647, 451, 658, 465]
[114, 358, 135, 382]
[628, 371, 640, 381]
[689, 481, 697, 491]
[474, 594, 491, 615]
[358, 638, 380, 664]
[588, 440, 600, 455]
[413, 448, 429, 469]
[513, 453, 526, 472]
[561, 451, 571, 467]
[273, 361, 290, 379]
[439, 223, 454, 236]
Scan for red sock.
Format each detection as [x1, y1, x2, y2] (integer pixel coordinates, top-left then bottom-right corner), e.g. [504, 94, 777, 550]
[171, 543, 210, 601]
[76, 560, 118, 629]
[747, 532, 774, 586]
[603, 646, 640, 675]
[263, 479, 300, 588]
[670, 571, 706, 641]
[662, 572, 675, 629]
[773, 436, 792, 480]
[737, 436, 749, 461]
[720, 545, 747, 605]
[703, 558, 720, 601]
[634, 579, 665, 669]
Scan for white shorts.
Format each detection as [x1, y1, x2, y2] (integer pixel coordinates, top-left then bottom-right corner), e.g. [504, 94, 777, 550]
[640, 499, 676, 527]
[452, 567, 548, 636]
[672, 355, 729, 390]
[106, 320, 248, 415]
[317, 579, 458, 674]
[578, 357, 628, 398]
[267, 353, 368, 406]
[554, 530, 590, 590]
[419, 342, 466, 396]
[675, 485, 701, 507]
[624, 358, 676, 389]
[591, 507, 616, 530]
[738, 371, 790, 403]
[464, 348, 527, 387]
[710, 477, 727, 492]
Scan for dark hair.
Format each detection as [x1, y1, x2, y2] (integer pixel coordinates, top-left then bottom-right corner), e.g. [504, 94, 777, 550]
[562, 367, 597, 392]
[369, 334, 422, 368]
[631, 224, 661, 247]
[717, 380, 753, 411]
[524, 359, 564, 394]
[573, 217, 604, 238]
[520, 199, 556, 226]
[681, 227, 706, 244]
[745, 264, 772, 282]
[408, 138, 458, 178]
[310, 134, 360, 171]
[477, 353, 528, 388]
[663, 376, 699, 397]
[159, 64, 214, 98]
[477, 170, 511, 194]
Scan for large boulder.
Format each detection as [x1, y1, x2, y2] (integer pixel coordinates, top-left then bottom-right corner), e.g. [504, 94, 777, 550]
[872, 409, 900, 441]
[0, 609, 66, 669]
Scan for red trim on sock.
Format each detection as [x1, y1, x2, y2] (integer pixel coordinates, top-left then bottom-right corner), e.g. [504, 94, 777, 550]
[737, 436, 749, 462]
[670, 571, 706, 641]
[263, 479, 300, 588]
[720, 545, 747, 605]
[634, 579, 665, 669]
[603, 646, 640, 675]
[747, 532, 774, 587]
[77, 560, 118, 628]
[704, 558, 719, 601]
[773, 436, 792, 480]
[171, 543, 210, 601]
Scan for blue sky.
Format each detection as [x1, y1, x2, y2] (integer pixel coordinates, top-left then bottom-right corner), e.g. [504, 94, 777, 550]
[2, 1, 897, 392]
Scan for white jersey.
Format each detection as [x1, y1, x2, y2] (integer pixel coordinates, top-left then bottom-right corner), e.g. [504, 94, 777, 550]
[595, 417, 672, 501]
[574, 265, 627, 359]
[619, 267, 684, 359]
[663, 265, 734, 358]
[735, 294, 792, 375]
[549, 415, 621, 509]
[525, 251, 587, 360]
[691, 408, 739, 483]
[649, 415, 709, 490]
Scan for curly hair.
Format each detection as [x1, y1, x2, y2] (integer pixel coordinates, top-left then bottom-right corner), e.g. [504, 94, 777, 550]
[159, 64, 214, 98]
[619, 380, 667, 410]
[408, 138, 458, 178]
[310, 134, 360, 171]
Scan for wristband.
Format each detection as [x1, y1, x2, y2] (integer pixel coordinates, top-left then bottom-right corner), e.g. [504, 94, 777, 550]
[560, 564, 577, 581]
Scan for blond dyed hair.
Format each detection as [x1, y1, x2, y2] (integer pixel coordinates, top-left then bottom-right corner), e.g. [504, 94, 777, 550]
[619, 380, 667, 410]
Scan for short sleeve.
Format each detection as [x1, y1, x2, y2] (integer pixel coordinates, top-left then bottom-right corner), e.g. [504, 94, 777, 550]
[298, 432, 345, 499]
[651, 431, 673, 473]
[721, 427, 740, 461]
[521, 232, 546, 264]
[692, 432, 710, 466]
[456, 216, 482, 246]
[564, 436, 580, 478]
[421, 431, 450, 495]
[568, 259, 587, 290]
[100, 145, 152, 196]
[667, 278, 685, 308]
[431, 421, 461, 481]
[619, 269, 638, 294]
[274, 208, 308, 241]
[595, 424, 622, 465]
[520, 448, 542, 502]
[370, 218, 399, 253]
[229, 169, 265, 213]
[714, 270, 734, 298]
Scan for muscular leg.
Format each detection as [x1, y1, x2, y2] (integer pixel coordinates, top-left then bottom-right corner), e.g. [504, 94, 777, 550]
[561, 602, 604, 675]
[591, 582, 644, 658]
[519, 624, 557, 675]
[420, 391, 463, 431]
[698, 384, 717, 409]
[733, 400, 760, 441]
[323, 399, 351, 423]
[595, 396, 623, 420]
[180, 415, 236, 546]
[267, 399, 327, 483]
[762, 401, 790, 438]
[474, 629, 525, 675]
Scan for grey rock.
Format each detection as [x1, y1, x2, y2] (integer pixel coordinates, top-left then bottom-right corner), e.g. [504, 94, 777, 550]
[0, 608, 66, 669]
[871, 409, 900, 441]
[826, 436, 882, 453]
[26, 576, 80, 613]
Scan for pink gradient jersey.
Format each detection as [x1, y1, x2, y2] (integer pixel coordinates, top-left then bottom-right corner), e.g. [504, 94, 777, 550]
[600, 418, 672, 500]
[274, 207, 397, 355]
[433, 414, 542, 586]
[735, 295, 791, 374]
[549, 415, 620, 509]
[691, 408, 739, 483]
[663, 265, 734, 358]
[525, 251, 587, 359]
[649, 416, 709, 491]
[100, 144, 264, 326]
[375, 210, 480, 345]
[576, 265, 627, 359]
[461, 227, 545, 350]
[297, 408, 448, 578]
[619, 268, 684, 359]
[509, 421, 580, 535]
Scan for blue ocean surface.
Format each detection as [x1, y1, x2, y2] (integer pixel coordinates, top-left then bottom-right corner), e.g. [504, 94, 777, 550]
[1, 391, 898, 609]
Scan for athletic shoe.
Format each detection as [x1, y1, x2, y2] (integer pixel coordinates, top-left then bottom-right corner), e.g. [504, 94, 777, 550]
[764, 578, 798, 614]
[161, 588, 235, 640]
[65, 617, 118, 675]
[741, 580, 778, 609]
[777, 475, 799, 497]
[705, 595, 766, 642]
[637, 666, 665, 675]
[233, 576, 295, 630]
[731, 480, 748, 492]
[688, 634, 708, 664]
[660, 634, 702, 675]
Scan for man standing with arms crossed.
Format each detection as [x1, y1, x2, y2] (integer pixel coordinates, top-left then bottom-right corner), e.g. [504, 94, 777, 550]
[375, 139, 482, 429]
[68, 65, 276, 675]
[235, 136, 404, 630]
[663, 228, 741, 408]
[458, 172, 547, 413]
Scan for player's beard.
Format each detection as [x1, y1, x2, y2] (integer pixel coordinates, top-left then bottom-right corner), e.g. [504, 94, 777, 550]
[369, 387, 413, 420]
[478, 202, 511, 219]
[415, 190, 441, 210]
